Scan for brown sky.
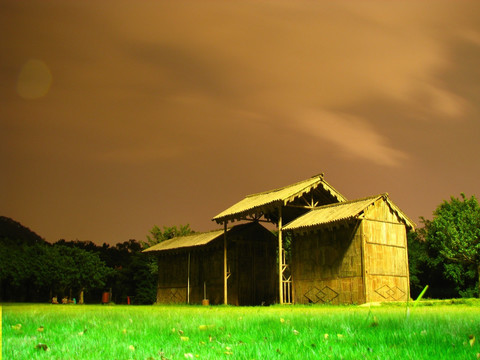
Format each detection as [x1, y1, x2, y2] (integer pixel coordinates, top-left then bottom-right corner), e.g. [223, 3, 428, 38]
[1, 1, 480, 245]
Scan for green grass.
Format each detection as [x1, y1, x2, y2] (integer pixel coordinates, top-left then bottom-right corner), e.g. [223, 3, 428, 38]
[2, 301, 480, 359]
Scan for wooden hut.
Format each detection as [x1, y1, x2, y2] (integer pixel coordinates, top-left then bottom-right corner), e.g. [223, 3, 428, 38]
[145, 173, 414, 306]
[213, 174, 347, 304]
[283, 194, 415, 304]
[143, 222, 277, 306]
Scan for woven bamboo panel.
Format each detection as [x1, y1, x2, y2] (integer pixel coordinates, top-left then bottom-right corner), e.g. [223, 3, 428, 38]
[157, 254, 188, 288]
[362, 205, 410, 302]
[364, 198, 402, 224]
[292, 223, 366, 304]
[363, 214, 408, 274]
[294, 277, 365, 305]
[292, 224, 362, 282]
[366, 275, 408, 302]
[363, 221, 405, 248]
[157, 287, 187, 303]
[365, 243, 407, 276]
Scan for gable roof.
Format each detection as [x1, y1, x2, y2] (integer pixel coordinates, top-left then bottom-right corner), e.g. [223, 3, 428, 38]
[213, 174, 347, 224]
[283, 194, 415, 232]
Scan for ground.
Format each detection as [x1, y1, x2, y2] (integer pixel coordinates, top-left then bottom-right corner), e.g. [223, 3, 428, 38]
[2, 300, 480, 359]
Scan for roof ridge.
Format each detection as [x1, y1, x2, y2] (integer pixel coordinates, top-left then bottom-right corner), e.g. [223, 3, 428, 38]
[245, 174, 323, 198]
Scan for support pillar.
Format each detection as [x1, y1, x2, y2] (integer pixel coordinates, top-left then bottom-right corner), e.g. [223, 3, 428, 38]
[187, 252, 191, 304]
[278, 206, 284, 304]
[223, 221, 228, 305]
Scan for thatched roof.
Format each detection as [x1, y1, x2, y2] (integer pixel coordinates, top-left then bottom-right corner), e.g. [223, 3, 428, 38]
[283, 194, 415, 232]
[213, 174, 347, 224]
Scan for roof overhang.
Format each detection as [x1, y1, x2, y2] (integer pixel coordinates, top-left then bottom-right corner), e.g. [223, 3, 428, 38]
[212, 173, 347, 224]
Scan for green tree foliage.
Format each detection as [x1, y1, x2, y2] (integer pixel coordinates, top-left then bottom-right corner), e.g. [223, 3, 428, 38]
[425, 193, 480, 297]
[407, 230, 426, 297]
[0, 242, 26, 300]
[407, 227, 459, 299]
[144, 224, 194, 248]
[0, 217, 112, 302]
[0, 241, 112, 302]
[104, 239, 156, 304]
[409, 194, 480, 298]
[49, 244, 112, 299]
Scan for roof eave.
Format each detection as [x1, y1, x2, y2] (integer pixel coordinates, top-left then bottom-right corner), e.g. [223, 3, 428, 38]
[285, 217, 359, 233]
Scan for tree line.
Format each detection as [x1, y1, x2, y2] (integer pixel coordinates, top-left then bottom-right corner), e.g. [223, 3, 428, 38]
[1, 192, 479, 303]
[0, 217, 193, 304]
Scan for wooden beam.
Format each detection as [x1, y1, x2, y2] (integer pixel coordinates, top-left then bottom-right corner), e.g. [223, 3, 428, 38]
[301, 195, 311, 207]
[284, 204, 316, 209]
[358, 216, 404, 226]
[244, 214, 271, 223]
[364, 241, 406, 249]
[223, 221, 228, 305]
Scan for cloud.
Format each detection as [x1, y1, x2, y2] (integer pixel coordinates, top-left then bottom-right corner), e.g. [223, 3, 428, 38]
[297, 110, 407, 167]
[2, 0, 480, 244]
[417, 82, 467, 119]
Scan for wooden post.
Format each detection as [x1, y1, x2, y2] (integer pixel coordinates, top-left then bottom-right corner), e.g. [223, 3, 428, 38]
[223, 221, 228, 305]
[403, 226, 411, 301]
[360, 220, 368, 304]
[278, 206, 284, 304]
[187, 252, 191, 304]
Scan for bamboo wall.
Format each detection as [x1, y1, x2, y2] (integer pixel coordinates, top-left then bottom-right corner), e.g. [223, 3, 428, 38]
[156, 223, 276, 305]
[363, 198, 410, 302]
[291, 198, 410, 305]
[156, 248, 225, 304]
[291, 224, 366, 305]
[234, 238, 276, 305]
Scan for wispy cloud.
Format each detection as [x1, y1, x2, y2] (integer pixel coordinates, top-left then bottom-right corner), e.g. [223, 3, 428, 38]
[297, 110, 407, 167]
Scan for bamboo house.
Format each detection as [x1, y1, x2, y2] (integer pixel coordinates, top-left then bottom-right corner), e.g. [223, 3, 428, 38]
[143, 222, 277, 306]
[283, 194, 414, 304]
[144, 173, 415, 305]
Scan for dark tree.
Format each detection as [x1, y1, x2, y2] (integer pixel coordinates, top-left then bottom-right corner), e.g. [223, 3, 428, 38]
[423, 193, 480, 297]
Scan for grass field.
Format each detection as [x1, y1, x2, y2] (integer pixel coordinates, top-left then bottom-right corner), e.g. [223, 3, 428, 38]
[2, 301, 480, 360]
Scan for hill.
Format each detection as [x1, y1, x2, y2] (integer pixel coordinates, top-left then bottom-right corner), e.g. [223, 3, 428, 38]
[0, 216, 45, 245]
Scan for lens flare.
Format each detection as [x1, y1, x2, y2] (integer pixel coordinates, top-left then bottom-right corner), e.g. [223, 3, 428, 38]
[16, 59, 52, 99]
